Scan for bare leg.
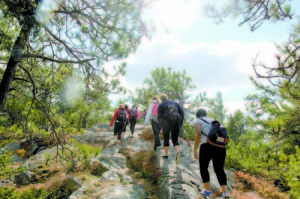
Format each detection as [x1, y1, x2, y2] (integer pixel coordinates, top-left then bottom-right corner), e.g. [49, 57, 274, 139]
[164, 146, 169, 156]
[204, 182, 211, 191]
[174, 145, 180, 153]
[221, 185, 228, 192]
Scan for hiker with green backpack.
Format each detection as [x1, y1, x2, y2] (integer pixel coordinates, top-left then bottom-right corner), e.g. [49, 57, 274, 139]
[193, 109, 230, 199]
[128, 103, 142, 137]
[157, 94, 184, 164]
[144, 96, 161, 151]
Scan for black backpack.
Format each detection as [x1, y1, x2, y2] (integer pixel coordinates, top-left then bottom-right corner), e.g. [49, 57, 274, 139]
[117, 109, 127, 122]
[199, 118, 229, 148]
[131, 108, 137, 118]
[167, 103, 180, 120]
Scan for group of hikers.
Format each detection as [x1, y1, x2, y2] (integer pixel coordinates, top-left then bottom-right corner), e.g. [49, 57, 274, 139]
[109, 93, 230, 198]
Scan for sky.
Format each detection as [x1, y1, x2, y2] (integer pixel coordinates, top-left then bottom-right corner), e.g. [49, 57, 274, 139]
[106, 0, 300, 114]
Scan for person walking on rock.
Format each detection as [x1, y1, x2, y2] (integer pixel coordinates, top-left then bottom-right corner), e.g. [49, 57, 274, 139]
[144, 96, 161, 151]
[110, 104, 128, 144]
[157, 94, 184, 164]
[193, 109, 230, 199]
[128, 103, 142, 137]
[124, 104, 130, 133]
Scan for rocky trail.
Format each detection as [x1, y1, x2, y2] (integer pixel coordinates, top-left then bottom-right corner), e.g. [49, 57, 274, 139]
[0, 124, 264, 198]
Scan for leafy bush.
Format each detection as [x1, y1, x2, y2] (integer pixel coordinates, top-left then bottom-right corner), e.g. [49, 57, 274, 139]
[184, 123, 194, 141]
[71, 139, 101, 169]
[0, 187, 49, 199]
[0, 152, 26, 179]
[285, 146, 300, 198]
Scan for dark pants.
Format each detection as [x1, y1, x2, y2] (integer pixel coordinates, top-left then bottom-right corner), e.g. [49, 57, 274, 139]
[129, 118, 137, 134]
[114, 122, 125, 140]
[123, 120, 129, 132]
[151, 120, 161, 147]
[199, 143, 227, 186]
[162, 118, 180, 147]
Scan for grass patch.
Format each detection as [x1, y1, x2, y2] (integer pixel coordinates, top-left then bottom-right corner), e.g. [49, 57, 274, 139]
[140, 128, 155, 141]
[90, 162, 109, 177]
[127, 150, 162, 196]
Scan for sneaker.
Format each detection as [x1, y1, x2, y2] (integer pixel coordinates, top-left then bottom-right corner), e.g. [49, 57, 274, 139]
[200, 189, 212, 197]
[176, 152, 181, 164]
[154, 145, 162, 151]
[162, 155, 168, 159]
[222, 192, 230, 199]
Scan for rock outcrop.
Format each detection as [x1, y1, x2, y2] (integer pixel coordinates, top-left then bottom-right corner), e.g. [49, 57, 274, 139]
[1, 123, 264, 198]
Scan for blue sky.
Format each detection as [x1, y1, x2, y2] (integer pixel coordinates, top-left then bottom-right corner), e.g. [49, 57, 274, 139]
[107, 0, 300, 114]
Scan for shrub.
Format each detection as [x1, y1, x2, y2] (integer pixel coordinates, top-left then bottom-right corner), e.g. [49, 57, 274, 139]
[0, 152, 26, 179]
[90, 162, 109, 177]
[128, 150, 162, 195]
[140, 128, 155, 141]
[285, 146, 300, 198]
[234, 172, 290, 199]
[0, 187, 49, 199]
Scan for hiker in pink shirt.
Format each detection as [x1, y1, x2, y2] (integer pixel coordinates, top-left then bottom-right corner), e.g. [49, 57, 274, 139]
[128, 103, 142, 137]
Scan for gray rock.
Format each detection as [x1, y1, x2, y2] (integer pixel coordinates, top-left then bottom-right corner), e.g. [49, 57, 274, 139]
[95, 154, 126, 169]
[68, 185, 88, 199]
[97, 184, 147, 199]
[24, 146, 60, 170]
[12, 155, 25, 163]
[0, 142, 20, 154]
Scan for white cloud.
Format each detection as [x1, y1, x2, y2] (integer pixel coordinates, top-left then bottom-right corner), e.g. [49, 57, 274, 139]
[145, 0, 199, 31]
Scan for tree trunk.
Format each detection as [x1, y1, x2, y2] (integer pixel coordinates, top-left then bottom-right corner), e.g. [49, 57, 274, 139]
[0, 16, 35, 110]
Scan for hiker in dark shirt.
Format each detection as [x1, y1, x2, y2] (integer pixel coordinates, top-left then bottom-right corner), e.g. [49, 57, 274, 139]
[157, 94, 184, 164]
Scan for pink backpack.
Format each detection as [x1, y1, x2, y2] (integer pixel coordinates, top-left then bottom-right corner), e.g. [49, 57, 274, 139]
[153, 103, 158, 115]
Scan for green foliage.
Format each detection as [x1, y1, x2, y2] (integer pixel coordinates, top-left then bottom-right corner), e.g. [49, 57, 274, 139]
[183, 123, 194, 141]
[132, 67, 227, 124]
[227, 109, 246, 143]
[0, 152, 26, 179]
[0, 187, 49, 199]
[71, 139, 101, 169]
[285, 146, 300, 197]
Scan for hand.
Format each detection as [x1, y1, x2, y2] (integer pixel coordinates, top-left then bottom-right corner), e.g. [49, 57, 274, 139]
[160, 129, 163, 134]
[110, 124, 113, 128]
[194, 149, 198, 160]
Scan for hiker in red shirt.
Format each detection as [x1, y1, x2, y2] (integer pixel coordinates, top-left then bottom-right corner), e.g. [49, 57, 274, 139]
[110, 104, 128, 144]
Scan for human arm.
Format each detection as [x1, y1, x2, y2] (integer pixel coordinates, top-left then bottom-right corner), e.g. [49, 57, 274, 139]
[193, 122, 202, 159]
[144, 103, 154, 126]
[157, 104, 163, 127]
[177, 103, 184, 126]
[110, 109, 119, 127]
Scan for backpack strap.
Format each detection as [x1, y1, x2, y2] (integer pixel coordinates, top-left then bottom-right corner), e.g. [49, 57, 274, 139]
[198, 118, 211, 125]
[198, 118, 211, 137]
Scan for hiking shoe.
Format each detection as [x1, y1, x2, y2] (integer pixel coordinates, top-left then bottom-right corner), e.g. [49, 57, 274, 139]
[162, 155, 168, 159]
[200, 189, 212, 197]
[176, 152, 181, 164]
[222, 192, 230, 199]
[154, 145, 162, 151]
